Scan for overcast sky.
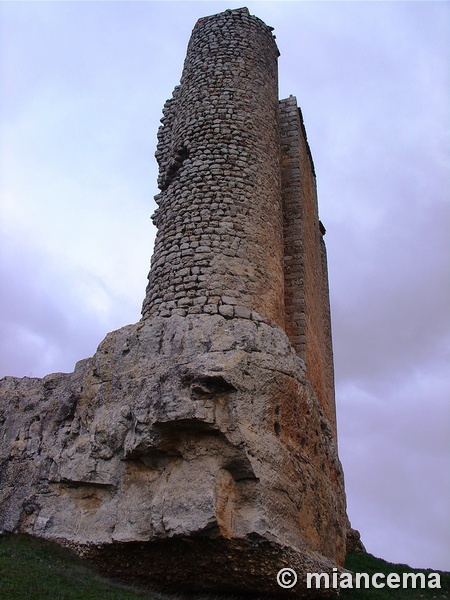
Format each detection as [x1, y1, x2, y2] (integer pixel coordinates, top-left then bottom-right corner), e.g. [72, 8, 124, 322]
[1, 0, 449, 572]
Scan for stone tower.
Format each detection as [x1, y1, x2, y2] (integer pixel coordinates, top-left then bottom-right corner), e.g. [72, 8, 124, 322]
[143, 7, 336, 437]
[142, 8, 284, 328]
[0, 8, 349, 598]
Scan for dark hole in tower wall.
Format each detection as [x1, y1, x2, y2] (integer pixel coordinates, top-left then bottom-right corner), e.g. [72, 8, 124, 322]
[160, 145, 190, 191]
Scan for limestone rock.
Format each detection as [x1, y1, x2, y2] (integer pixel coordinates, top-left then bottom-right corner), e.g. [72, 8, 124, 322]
[0, 315, 347, 596]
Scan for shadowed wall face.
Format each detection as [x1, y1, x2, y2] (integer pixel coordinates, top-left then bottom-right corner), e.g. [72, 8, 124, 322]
[142, 8, 285, 327]
[280, 97, 336, 435]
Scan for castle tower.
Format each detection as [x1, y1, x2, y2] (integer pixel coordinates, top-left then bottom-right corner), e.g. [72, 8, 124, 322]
[142, 7, 336, 437]
[142, 8, 285, 328]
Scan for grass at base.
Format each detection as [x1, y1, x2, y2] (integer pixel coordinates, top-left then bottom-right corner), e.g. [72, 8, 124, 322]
[0, 534, 164, 600]
[0, 533, 448, 599]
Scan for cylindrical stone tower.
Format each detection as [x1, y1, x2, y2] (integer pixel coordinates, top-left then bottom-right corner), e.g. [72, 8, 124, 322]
[141, 8, 285, 327]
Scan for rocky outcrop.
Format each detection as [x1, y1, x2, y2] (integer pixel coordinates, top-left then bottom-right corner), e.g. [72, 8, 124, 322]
[0, 315, 347, 595]
[346, 528, 366, 554]
[0, 7, 350, 597]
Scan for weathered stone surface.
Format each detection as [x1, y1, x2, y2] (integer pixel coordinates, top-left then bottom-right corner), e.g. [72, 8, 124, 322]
[0, 7, 352, 597]
[142, 7, 285, 330]
[0, 315, 347, 596]
[346, 527, 366, 554]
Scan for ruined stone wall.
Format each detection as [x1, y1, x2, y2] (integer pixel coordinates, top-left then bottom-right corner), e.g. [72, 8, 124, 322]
[142, 8, 285, 327]
[142, 17, 336, 433]
[279, 96, 336, 436]
[280, 97, 306, 357]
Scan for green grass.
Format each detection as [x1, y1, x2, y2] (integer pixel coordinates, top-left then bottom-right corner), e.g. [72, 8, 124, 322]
[340, 552, 450, 599]
[0, 534, 165, 600]
[0, 534, 448, 599]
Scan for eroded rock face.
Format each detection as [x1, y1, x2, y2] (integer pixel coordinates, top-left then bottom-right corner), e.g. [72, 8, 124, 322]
[0, 315, 347, 595]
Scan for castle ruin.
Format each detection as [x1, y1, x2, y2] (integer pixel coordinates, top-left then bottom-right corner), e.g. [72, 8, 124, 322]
[0, 8, 349, 597]
[142, 9, 336, 434]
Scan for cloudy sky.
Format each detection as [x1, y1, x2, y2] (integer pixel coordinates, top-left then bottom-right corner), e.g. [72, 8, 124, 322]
[1, 0, 449, 572]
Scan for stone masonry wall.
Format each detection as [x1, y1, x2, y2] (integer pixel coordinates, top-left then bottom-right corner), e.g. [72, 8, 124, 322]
[142, 11, 336, 434]
[279, 97, 306, 357]
[279, 96, 336, 436]
[142, 8, 285, 327]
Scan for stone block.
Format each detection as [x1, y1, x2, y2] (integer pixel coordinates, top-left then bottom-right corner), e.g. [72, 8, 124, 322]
[218, 305, 234, 318]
